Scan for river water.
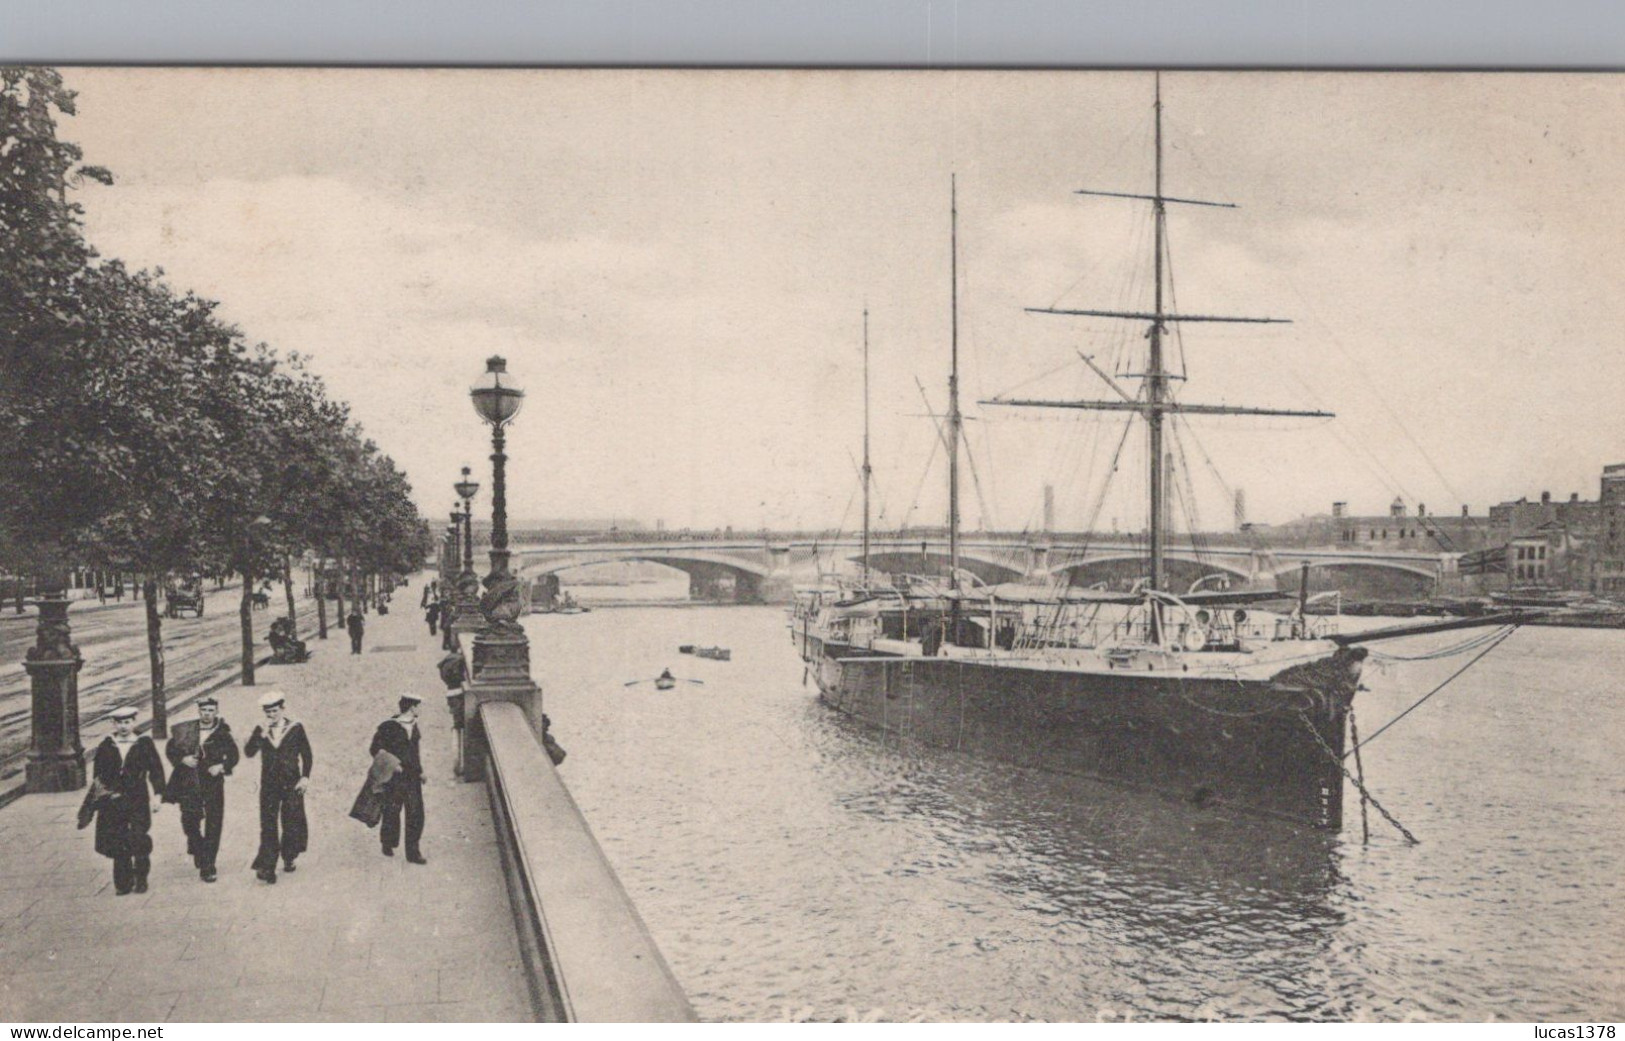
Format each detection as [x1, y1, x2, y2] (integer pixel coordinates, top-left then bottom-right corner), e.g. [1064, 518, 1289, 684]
[528, 593, 1625, 1022]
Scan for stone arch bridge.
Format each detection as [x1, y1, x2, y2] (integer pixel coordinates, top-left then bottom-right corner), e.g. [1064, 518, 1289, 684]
[505, 534, 1456, 604]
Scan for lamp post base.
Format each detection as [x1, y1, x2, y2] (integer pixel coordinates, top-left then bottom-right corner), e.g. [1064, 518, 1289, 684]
[24, 596, 86, 794]
[450, 570, 485, 634]
[25, 744, 86, 793]
[460, 625, 542, 782]
[450, 604, 485, 635]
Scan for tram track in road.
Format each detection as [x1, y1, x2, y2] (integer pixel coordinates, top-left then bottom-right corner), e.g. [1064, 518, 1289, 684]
[0, 593, 323, 797]
[0, 601, 151, 661]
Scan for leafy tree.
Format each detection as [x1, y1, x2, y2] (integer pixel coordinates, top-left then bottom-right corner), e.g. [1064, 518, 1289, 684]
[0, 66, 112, 581]
[68, 264, 240, 734]
[3, 63, 435, 721]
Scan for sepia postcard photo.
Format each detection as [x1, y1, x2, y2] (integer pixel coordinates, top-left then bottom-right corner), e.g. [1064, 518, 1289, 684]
[1, 65, 1622, 1026]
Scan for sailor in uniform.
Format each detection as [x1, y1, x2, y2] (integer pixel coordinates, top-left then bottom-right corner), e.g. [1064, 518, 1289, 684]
[90, 705, 167, 895]
[244, 691, 312, 884]
[164, 694, 240, 882]
[369, 693, 426, 864]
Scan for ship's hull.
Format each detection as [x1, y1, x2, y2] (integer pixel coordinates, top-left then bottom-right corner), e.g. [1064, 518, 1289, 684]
[802, 632, 1365, 831]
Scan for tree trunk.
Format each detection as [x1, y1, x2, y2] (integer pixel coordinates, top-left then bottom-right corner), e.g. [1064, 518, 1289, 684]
[240, 566, 256, 686]
[315, 559, 329, 639]
[282, 552, 297, 624]
[335, 554, 347, 623]
[142, 579, 168, 739]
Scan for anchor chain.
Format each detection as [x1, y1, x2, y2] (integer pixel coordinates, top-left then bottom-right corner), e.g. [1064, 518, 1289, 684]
[1349, 705, 1371, 845]
[1298, 708, 1419, 845]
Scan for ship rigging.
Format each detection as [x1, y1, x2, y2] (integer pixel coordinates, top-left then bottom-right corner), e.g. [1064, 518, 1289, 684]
[792, 73, 1529, 835]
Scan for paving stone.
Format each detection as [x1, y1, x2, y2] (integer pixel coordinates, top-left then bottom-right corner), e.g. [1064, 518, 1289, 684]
[102, 951, 245, 995]
[435, 961, 529, 1004]
[0, 891, 41, 920]
[16, 936, 156, 972]
[317, 968, 426, 1008]
[70, 989, 183, 1024]
[313, 1000, 504, 1023]
[244, 939, 369, 985]
[0, 963, 116, 1018]
[170, 980, 324, 1022]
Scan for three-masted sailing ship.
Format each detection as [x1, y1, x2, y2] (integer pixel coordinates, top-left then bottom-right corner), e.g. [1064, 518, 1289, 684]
[793, 76, 1523, 832]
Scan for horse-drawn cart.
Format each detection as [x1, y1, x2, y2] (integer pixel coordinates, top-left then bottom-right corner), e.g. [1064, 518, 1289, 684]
[164, 576, 205, 618]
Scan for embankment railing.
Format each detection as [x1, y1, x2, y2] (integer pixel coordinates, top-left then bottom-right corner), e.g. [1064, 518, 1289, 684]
[482, 699, 697, 1022]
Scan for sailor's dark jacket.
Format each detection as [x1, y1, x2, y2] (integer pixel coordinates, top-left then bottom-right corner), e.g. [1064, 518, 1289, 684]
[90, 735, 166, 858]
[244, 720, 313, 792]
[164, 719, 240, 809]
[368, 718, 422, 787]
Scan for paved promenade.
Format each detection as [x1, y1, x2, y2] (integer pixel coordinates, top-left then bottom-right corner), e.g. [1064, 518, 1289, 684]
[0, 593, 533, 1022]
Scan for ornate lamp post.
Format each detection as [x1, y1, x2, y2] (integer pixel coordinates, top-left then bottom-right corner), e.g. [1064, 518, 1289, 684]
[461, 356, 541, 780]
[442, 509, 461, 621]
[456, 467, 480, 564]
[440, 523, 458, 651]
[451, 468, 484, 635]
[24, 576, 86, 793]
[441, 522, 458, 589]
[470, 356, 524, 575]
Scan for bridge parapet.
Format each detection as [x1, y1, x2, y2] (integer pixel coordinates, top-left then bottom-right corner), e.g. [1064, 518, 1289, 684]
[502, 533, 1451, 602]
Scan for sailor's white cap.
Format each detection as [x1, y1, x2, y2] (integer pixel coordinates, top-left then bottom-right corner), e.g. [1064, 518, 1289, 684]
[258, 691, 287, 709]
[399, 691, 424, 705]
[109, 705, 139, 721]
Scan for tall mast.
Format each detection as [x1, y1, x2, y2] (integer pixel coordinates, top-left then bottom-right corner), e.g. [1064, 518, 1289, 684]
[1148, 72, 1167, 594]
[948, 174, 962, 587]
[861, 306, 872, 585]
[983, 72, 1334, 612]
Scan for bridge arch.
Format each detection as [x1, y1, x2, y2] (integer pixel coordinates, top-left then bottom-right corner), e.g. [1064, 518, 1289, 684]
[1277, 560, 1438, 599]
[512, 550, 773, 603]
[513, 550, 772, 579]
[857, 549, 1027, 587]
[1051, 552, 1256, 591]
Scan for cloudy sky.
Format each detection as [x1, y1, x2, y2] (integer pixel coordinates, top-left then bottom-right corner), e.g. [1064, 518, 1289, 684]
[60, 68, 1625, 533]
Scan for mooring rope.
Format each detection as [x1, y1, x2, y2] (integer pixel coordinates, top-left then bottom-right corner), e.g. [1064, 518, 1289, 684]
[1348, 625, 1518, 759]
[1366, 624, 1511, 663]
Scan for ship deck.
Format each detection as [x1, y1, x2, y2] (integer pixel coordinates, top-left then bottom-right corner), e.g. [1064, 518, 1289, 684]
[851, 635, 1346, 682]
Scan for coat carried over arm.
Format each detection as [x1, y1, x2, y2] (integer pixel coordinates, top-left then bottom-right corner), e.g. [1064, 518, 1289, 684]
[90, 736, 166, 859]
[164, 719, 241, 809]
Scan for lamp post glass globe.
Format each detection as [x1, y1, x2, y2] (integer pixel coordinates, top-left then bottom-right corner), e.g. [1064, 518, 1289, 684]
[470, 356, 524, 427]
[455, 465, 480, 504]
[470, 356, 521, 575]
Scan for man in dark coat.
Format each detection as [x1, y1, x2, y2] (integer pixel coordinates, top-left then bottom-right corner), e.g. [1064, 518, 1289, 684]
[436, 650, 469, 778]
[90, 705, 167, 895]
[164, 695, 240, 883]
[243, 691, 312, 884]
[346, 608, 365, 655]
[425, 599, 441, 637]
[369, 693, 426, 864]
